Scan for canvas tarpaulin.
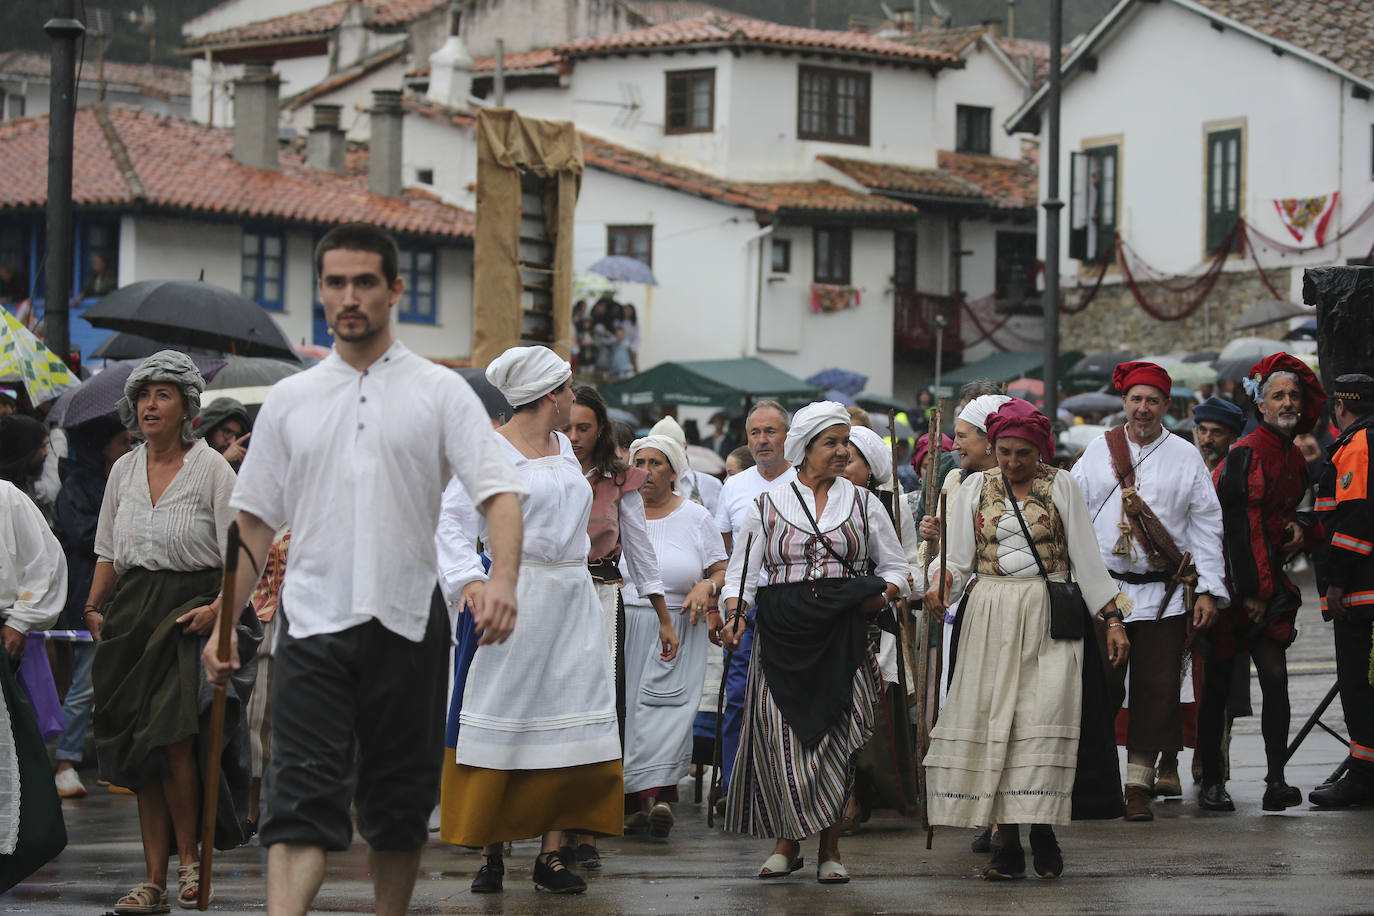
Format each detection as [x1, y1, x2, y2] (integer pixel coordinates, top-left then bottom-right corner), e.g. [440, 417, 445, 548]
[472, 108, 583, 367]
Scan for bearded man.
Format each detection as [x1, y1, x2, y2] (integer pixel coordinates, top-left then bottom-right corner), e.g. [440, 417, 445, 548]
[1072, 362, 1227, 822]
[1198, 354, 1326, 812]
[1193, 397, 1247, 472]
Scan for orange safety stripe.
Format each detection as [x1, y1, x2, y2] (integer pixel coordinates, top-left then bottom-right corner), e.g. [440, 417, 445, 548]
[1352, 742, 1374, 763]
[1315, 497, 1339, 511]
[1334, 429, 1369, 503]
[1332, 533, 1374, 555]
[1321, 590, 1374, 611]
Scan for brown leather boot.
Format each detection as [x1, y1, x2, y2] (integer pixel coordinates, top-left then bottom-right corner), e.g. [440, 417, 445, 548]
[1124, 784, 1154, 821]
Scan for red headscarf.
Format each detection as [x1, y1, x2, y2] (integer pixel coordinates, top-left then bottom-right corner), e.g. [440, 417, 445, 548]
[1248, 353, 1327, 435]
[911, 431, 955, 472]
[986, 398, 1055, 461]
[1113, 361, 1172, 399]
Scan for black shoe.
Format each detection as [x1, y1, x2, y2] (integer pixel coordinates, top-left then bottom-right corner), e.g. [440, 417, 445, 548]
[470, 856, 504, 894]
[1029, 826, 1063, 880]
[982, 845, 1025, 881]
[574, 842, 602, 870]
[1309, 772, 1374, 808]
[534, 851, 587, 894]
[1262, 780, 1302, 811]
[970, 827, 992, 854]
[1198, 783, 1235, 811]
[557, 844, 575, 866]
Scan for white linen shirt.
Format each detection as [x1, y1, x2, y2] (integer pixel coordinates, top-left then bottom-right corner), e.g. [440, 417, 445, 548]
[0, 480, 66, 634]
[1071, 429, 1229, 618]
[714, 464, 797, 537]
[231, 342, 529, 642]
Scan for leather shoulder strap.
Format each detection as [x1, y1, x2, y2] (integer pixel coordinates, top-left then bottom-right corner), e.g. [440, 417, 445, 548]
[1105, 425, 1135, 488]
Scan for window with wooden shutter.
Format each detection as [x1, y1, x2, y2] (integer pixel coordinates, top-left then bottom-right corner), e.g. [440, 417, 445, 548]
[797, 66, 870, 145]
[1206, 126, 1243, 254]
[607, 225, 653, 268]
[955, 105, 992, 154]
[814, 227, 851, 284]
[1069, 143, 1117, 262]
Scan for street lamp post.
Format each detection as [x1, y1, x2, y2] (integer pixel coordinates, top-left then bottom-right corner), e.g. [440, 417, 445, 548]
[1042, 0, 1064, 420]
[44, 0, 85, 368]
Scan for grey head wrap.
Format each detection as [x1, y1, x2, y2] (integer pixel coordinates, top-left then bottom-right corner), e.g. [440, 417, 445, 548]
[116, 350, 206, 444]
[195, 397, 250, 440]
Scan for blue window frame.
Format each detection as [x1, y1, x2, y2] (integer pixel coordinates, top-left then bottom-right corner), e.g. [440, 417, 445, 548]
[397, 245, 437, 324]
[242, 227, 286, 311]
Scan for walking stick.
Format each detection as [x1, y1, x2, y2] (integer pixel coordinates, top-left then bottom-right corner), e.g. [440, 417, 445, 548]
[710, 535, 752, 828]
[885, 411, 916, 813]
[198, 521, 241, 910]
[914, 410, 942, 845]
[925, 492, 950, 847]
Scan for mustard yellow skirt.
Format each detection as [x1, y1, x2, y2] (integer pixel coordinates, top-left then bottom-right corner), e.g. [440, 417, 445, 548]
[439, 748, 624, 846]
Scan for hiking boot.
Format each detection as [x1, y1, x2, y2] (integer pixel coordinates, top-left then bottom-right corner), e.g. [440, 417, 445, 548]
[1123, 784, 1154, 821]
[1029, 825, 1063, 879]
[1262, 780, 1302, 811]
[1198, 782, 1236, 812]
[981, 844, 1025, 880]
[1309, 772, 1374, 809]
[1154, 756, 1182, 798]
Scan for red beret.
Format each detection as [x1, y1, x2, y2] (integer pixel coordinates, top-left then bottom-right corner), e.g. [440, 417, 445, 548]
[1248, 353, 1327, 435]
[1113, 361, 1172, 398]
[911, 431, 955, 472]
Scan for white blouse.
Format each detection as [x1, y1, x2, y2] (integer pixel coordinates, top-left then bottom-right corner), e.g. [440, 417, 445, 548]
[96, 439, 236, 575]
[622, 500, 727, 608]
[436, 433, 592, 599]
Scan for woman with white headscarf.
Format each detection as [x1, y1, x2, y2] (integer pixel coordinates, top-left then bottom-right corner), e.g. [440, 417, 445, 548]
[720, 402, 909, 884]
[436, 346, 623, 896]
[86, 351, 259, 912]
[620, 434, 727, 839]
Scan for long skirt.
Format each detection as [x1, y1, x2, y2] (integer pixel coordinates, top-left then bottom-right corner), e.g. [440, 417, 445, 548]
[724, 630, 881, 840]
[623, 603, 709, 796]
[924, 574, 1081, 828]
[91, 567, 261, 849]
[0, 652, 66, 892]
[440, 561, 623, 846]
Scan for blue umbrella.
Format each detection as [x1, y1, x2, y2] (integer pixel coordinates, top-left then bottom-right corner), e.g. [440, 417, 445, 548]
[806, 368, 868, 396]
[587, 255, 658, 286]
[823, 387, 856, 406]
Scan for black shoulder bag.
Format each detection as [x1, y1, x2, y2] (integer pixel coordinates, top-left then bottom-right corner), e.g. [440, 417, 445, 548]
[1007, 487, 1086, 641]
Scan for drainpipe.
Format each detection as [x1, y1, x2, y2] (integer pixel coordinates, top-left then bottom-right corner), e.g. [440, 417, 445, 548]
[740, 222, 774, 358]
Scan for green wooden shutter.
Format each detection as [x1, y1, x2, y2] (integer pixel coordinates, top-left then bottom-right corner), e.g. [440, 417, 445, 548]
[1092, 146, 1118, 261]
[1069, 151, 1087, 260]
[1206, 128, 1242, 253]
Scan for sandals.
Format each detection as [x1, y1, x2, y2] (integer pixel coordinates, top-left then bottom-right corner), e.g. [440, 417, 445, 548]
[817, 860, 850, 884]
[176, 862, 210, 909]
[113, 882, 169, 914]
[757, 853, 804, 878]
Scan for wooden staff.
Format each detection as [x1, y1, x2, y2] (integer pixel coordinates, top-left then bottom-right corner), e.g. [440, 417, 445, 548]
[198, 521, 241, 910]
[922, 491, 951, 849]
[709, 534, 752, 829]
[886, 410, 916, 812]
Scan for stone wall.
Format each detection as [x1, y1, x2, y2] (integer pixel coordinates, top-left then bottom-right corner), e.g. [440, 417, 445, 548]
[1057, 268, 1292, 354]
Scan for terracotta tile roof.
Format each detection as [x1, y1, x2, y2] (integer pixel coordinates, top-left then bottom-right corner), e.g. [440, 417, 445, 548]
[402, 96, 477, 128]
[819, 150, 1037, 211]
[406, 47, 564, 79]
[1189, 0, 1374, 84]
[560, 13, 962, 67]
[0, 51, 190, 99]
[994, 36, 1054, 86]
[0, 105, 473, 239]
[284, 43, 406, 109]
[899, 26, 1055, 86]
[578, 132, 917, 217]
[184, 0, 446, 50]
[903, 24, 986, 56]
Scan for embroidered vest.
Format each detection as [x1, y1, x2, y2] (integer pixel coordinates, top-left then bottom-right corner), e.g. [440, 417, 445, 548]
[974, 466, 1068, 576]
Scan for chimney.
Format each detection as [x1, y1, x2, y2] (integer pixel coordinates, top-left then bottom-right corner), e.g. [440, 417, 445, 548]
[1006, 0, 1016, 39]
[306, 104, 346, 173]
[427, 34, 475, 110]
[369, 89, 404, 197]
[233, 62, 281, 171]
[981, 18, 1003, 38]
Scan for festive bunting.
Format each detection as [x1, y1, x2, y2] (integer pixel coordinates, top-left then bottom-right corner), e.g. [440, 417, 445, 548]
[810, 283, 861, 313]
[1274, 192, 1339, 246]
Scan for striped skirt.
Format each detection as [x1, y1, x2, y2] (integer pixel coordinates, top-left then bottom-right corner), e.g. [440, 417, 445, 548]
[724, 630, 881, 840]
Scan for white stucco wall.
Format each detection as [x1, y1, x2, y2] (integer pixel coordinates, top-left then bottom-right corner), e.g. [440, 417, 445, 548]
[932, 40, 1029, 161]
[1, 77, 188, 120]
[1042, 0, 1374, 290]
[459, 0, 644, 58]
[183, 0, 325, 39]
[283, 56, 412, 139]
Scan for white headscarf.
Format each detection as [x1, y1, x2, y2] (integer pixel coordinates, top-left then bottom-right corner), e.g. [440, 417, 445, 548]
[957, 394, 1013, 433]
[847, 425, 892, 486]
[649, 415, 686, 448]
[484, 346, 571, 407]
[783, 400, 851, 466]
[628, 434, 689, 492]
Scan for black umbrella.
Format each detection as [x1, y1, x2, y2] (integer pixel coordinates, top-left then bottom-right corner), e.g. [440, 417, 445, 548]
[1059, 391, 1122, 415]
[1067, 351, 1137, 379]
[456, 368, 511, 421]
[1213, 356, 1259, 382]
[46, 355, 227, 429]
[90, 331, 228, 362]
[82, 280, 298, 361]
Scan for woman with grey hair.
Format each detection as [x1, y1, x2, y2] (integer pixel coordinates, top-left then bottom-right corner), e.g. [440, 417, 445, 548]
[85, 351, 257, 913]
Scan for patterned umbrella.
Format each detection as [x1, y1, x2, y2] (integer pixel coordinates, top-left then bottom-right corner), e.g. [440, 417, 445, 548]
[0, 309, 81, 405]
[587, 255, 659, 286]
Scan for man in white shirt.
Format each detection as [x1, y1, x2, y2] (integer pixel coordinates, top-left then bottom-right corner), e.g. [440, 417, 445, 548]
[1072, 362, 1226, 823]
[710, 400, 796, 801]
[204, 223, 527, 916]
[649, 416, 721, 513]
